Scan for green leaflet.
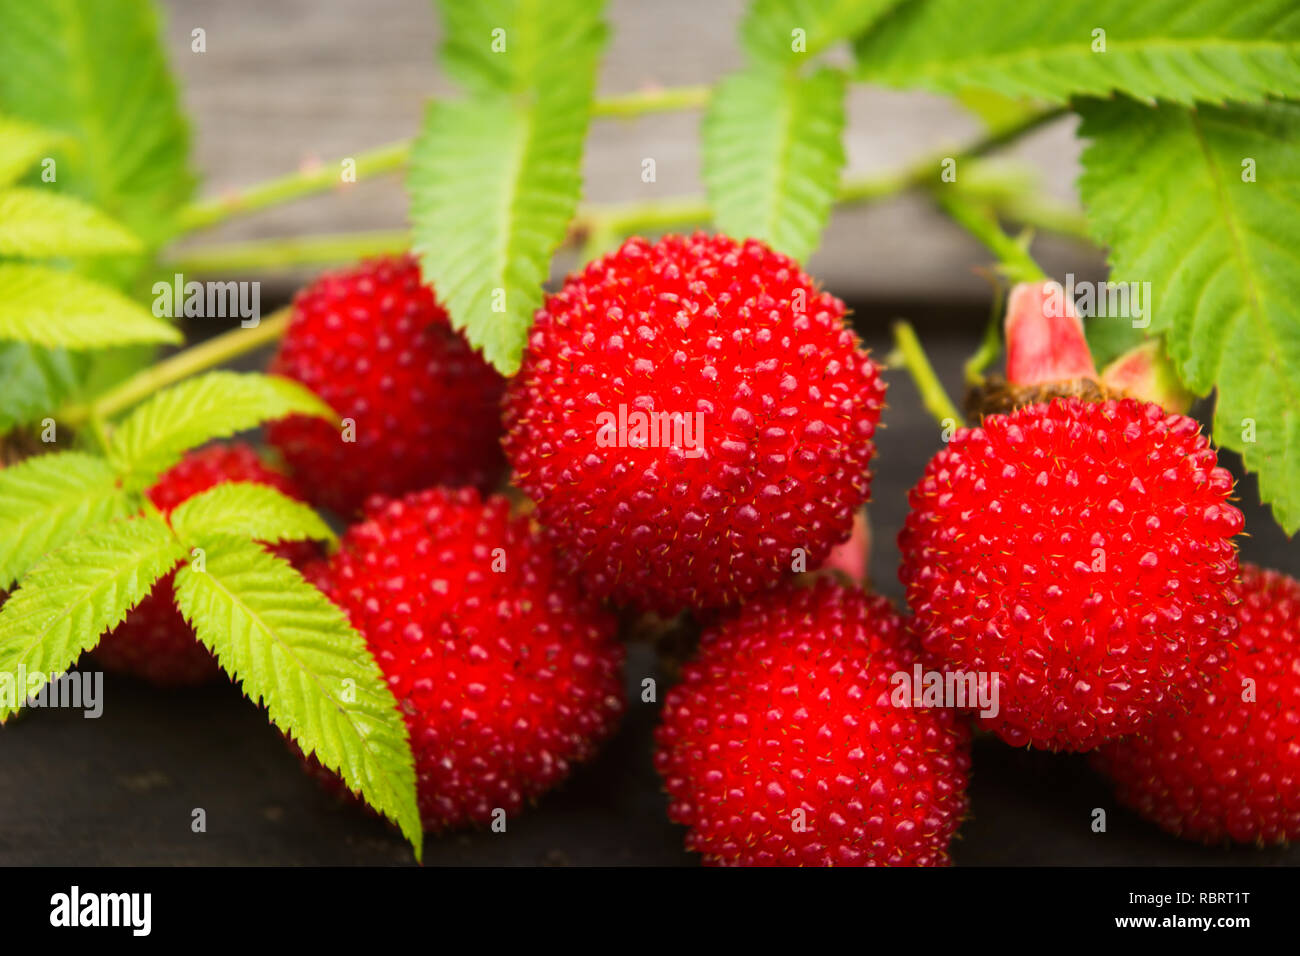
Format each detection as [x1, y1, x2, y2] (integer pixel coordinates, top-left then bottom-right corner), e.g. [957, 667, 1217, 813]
[0, 343, 85, 433]
[0, 0, 195, 248]
[857, 0, 1300, 105]
[409, 0, 607, 375]
[173, 537, 422, 858]
[702, 66, 847, 262]
[1078, 96, 1300, 532]
[0, 188, 142, 257]
[0, 114, 65, 187]
[106, 371, 335, 486]
[743, 0, 904, 63]
[0, 264, 181, 348]
[0, 515, 183, 721]
[169, 482, 336, 548]
[0, 452, 134, 589]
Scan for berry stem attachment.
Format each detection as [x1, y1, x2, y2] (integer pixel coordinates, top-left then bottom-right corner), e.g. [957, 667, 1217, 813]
[889, 321, 962, 429]
[59, 307, 292, 427]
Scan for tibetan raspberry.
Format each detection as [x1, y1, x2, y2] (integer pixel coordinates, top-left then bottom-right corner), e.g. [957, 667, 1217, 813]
[503, 233, 885, 614]
[1095, 564, 1300, 844]
[899, 396, 1243, 751]
[267, 254, 506, 515]
[94, 443, 317, 687]
[654, 578, 971, 866]
[307, 487, 625, 831]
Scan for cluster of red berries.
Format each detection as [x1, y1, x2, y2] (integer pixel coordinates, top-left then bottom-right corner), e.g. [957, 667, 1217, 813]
[102, 237, 1298, 863]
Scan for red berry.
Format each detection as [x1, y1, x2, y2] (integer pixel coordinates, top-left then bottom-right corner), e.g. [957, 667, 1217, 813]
[267, 254, 506, 515]
[308, 487, 625, 831]
[1095, 564, 1300, 844]
[654, 579, 971, 866]
[899, 396, 1243, 751]
[503, 233, 885, 614]
[95, 444, 317, 687]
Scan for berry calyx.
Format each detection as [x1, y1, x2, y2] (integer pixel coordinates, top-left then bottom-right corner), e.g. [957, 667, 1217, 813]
[1004, 279, 1098, 387]
[503, 233, 886, 614]
[654, 578, 971, 866]
[307, 487, 625, 831]
[267, 254, 507, 516]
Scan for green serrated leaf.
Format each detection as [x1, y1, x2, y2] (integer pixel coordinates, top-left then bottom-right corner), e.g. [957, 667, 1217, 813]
[1077, 96, 1300, 532]
[0, 188, 143, 258]
[0, 114, 65, 187]
[0, 0, 194, 248]
[703, 66, 847, 262]
[742, 0, 903, 64]
[169, 482, 336, 548]
[0, 452, 134, 590]
[856, 0, 1300, 105]
[0, 515, 182, 721]
[410, 0, 607, 376]
[0, 264, 181, 348]
[106, 371, 336, 486]
[439, 0, 606, 97]
[173, 537, 422, 858]
[0, 343, 86, 432]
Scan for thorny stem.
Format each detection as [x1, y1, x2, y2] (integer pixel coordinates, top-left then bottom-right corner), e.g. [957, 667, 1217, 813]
[59, 307, 292, 426]
[889, 321, 962, 429]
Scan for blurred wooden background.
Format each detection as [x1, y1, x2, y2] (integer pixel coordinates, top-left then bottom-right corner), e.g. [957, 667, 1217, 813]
[159, 0, 1104, 302]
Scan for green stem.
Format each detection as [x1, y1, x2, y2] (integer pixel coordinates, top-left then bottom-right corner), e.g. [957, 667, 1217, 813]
[964, 291, 1005, 386]
[174, 85, 713, 236]
[937, 191, 1047, 283]
[165, 230, 410, 274]
[60, 307, 292, 426]
[890, 321, 962, 429]
[591, 84, 711, 118]
[87, 410, 112, 454]
[177, 142, 410, 234]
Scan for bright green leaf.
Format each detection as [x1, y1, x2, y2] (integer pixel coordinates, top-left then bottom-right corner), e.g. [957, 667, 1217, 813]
[0, 515, 182, 721]
[856, 0, 1300, 105]
[169, 482, 336, 548]
[0, 188, 143, 258]
[439, 0, 606, 97]
[173, 537, 422, 858]
[409, 0, 607, 375]
[742, 0, 903, 64]
[0, 343, 86, 432]
[0, 264, 181, 348]
[0, 114, 64, 187]
[703, 66, 847, 262]
[0, 452, 134, 590]
[106, 371, 336, 486]
[0, 0, 194, 247]
[1078, 96, 1300, 532]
